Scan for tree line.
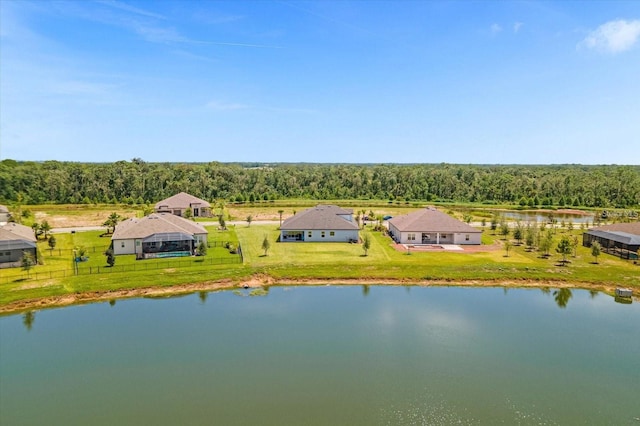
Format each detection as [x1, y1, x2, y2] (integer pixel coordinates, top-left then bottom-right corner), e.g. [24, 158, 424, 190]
[1, 159, 638, 208]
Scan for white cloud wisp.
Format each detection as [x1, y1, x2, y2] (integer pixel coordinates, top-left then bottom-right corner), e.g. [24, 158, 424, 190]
[582, 19, 640, 54]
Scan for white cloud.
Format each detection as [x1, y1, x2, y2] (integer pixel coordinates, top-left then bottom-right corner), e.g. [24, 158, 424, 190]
[582, 19, 640, 54]
[514, 22, 524, 33]
[490, 23, 502, 35]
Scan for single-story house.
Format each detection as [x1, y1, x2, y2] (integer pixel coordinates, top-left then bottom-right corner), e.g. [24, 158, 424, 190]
[388, 207, 481, 245]
[583, 222, 640, 260]
[0, 222, 37, 267]
[111, 213, 208, 258]
[0, 205, 10, 224]
[280, 205, 359, 242]
[154, 192, 212, 217]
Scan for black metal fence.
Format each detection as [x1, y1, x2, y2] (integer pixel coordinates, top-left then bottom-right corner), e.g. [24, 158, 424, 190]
[42, 246, 110, 257]
[1, 244, 243, 285]
[76, 255, 242, 275]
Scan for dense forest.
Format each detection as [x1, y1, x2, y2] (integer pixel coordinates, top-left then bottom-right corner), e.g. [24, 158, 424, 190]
[1, 160, 639, 208]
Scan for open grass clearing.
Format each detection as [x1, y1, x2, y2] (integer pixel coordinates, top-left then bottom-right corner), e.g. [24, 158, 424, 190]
[2, 205, 638, 312]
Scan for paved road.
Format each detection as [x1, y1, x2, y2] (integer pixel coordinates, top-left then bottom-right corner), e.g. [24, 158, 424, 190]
[50, 220, 281, 234]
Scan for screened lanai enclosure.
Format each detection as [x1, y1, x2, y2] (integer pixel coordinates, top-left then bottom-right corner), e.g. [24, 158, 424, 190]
[0, 240, 37, 268]
[583, 229, 640, 260]
[138, 232, 195, 259]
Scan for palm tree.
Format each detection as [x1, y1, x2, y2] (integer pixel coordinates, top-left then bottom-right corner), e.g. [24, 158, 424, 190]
[40, 220, 51, 239]
[103, 212, 122, 234]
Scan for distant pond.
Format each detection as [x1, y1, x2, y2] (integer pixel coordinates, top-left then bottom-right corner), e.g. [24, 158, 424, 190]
[1, 286, 639, 425]
[502, 211, 594, 224]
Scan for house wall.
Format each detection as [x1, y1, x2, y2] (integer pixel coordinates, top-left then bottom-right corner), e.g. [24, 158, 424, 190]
[389, 224, 480, 245]
[154, 207, 211, 217]
[282, 229, 359, 242]
[452, 233, 481, 245]
[114, 232, 206, 255]
[113, 238, 138, 255]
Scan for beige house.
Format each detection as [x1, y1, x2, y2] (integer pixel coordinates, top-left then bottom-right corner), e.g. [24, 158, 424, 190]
[280, 205, 359, 242]
[388, 207, 481, 245]
[154, 192, 212, 217]
[111, 213, 208, 258]
[0, 222, 37, 267]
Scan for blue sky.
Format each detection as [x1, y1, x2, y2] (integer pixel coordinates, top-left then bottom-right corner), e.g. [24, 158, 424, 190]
[1, 1, 639, 164]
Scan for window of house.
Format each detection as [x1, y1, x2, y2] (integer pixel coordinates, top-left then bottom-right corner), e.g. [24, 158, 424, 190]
[121, 242, 125, 248]
[136, 240, 141, 246]
[308, 231, 312, 238]
[465, 234, 470, 241]
[408, 233, 415, 241]
[442, 234, 447, 239]
[330, 231, 335, 236]
[321, 231, 325, 238]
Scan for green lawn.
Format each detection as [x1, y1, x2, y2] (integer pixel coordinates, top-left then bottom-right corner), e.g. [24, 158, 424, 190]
[235, 224, 639, 285]
[2, 219, 638, 310]
[0, 225, 244, 305]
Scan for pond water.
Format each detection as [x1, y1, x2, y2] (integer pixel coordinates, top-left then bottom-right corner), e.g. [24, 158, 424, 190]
[1, 286, 639, 425]
[502, 211, 594, 224]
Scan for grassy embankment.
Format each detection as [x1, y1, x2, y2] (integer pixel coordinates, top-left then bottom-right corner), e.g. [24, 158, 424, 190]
[2, 215, 638, 313]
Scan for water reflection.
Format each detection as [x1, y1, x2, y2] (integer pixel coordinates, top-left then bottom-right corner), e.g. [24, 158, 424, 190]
[540, 287, 575, 308]
[362, 285, 370, 297]
[198, 291, 208, 304]
[22, 311, 35, 331]
[553, 288, 573, 308]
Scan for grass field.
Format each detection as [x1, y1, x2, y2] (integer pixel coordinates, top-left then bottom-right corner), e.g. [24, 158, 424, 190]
[234, 223, 639, 284]
[1, 204, 638, 312]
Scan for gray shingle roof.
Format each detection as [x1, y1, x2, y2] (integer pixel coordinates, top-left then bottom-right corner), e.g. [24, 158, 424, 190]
[388, 207, 480, 233]
[590, 222, 640, 236]
[112, 213, 208, 240]
[0, 222, 37, 242]
[280, 205, 358, 230]
[586, 230, 640, 245]
[154, 192, 211, 210]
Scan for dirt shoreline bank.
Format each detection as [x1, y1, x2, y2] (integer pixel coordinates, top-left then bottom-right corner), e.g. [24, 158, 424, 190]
[1, 276, 633, 315]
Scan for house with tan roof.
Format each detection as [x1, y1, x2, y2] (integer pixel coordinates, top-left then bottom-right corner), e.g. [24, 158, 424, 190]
[388, 207, 481, 245]
[583, 222, 640, 260]
[154, 192, 212, 218]
[111, 213, 208, 258]
[0, 222, 37, 267]
[280, 205, 359, 242]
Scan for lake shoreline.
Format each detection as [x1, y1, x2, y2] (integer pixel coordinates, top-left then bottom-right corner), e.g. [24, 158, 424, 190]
[0, 276, 632, 315]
